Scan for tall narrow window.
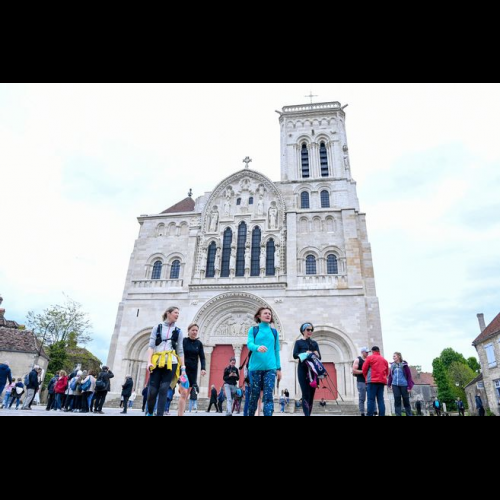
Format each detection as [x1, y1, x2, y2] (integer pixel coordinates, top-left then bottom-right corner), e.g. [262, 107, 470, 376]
[485, 344, 497, 368]
[206, 242, 217, 278]
[236, 222, 247, 277]
[301, 192, 310, 209]
[221, 228, 233, 278]
[306, 256, 317, 275]
[249, 197, 254, 205]
[170, 260, 181, 279]
[320, 142, 329, 177]
[251, 227, 262, 277]
[152, 261, 163, 280]
[237, 198, 242, 206]
[321, 190, 330, 208]
[266, 239, 276, 276]
[301, 143, 310, 178]
[327, 255, 339, 275]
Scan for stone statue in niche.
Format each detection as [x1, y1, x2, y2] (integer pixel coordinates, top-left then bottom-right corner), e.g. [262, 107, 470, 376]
[223, 197, 231, 217]
[214, 247, 222, 275]
[257, 197, 265, 217]
[275, 243, 281, 274]
[229, 244, 237, 277]
[209, 207, 219, 233]
[268, 203, 279, 230]
[199, 246, 207, 277]
[244, 242, 251, 274]
[260, 246, 266, 275]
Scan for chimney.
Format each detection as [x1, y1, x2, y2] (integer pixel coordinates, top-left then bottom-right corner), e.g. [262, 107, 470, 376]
[477, 313, 486, 333]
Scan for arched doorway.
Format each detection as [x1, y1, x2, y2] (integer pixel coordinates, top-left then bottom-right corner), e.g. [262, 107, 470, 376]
[209, 345, 235, 393]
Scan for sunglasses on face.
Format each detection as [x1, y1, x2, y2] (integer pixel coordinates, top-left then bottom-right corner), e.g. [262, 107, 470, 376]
[305, 329, 314, 332]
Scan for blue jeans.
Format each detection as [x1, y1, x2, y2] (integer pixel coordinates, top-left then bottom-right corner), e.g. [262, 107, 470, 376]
[55, 393, 64, 410]
[189, 399, 198, 412]
[249, 370, 276, 417]
[3, 393, 11, 408]
[367, 383, 386, 417]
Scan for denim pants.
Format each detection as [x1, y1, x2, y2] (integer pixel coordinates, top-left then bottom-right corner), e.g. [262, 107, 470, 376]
[189, 399, 198, 412]
[249, 370, 276, 417]
[393, 385, 412, 417]
[367, 383, 386, 417]
[357, 381, 367, 415]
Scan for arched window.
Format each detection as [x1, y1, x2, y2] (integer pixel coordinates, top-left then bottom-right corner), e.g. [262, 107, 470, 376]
[249, 197, 254, 205]
[320, 142, 329, 177]
[321, 190, 330, 208]
[237, 198, 242, 206]
[301, 192, 310, 209]
[266, 239, 276, 276]
[152, 261, 163, 280]
[251, 227, 262, 277]
[301, 143, 310, 178]
[170, 260, 181, 280]
[221, 228, 233, 278]
[206, 242, 217, 278]
[327, 255, 339, 275]
[306, 256, 317, 275]
[236, 222, 247, 277]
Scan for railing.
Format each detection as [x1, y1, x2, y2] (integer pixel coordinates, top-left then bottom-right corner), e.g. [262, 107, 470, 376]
[298, 275, 347, 288]
[132, 279, 183, 289]
[283, 102, 341, 113]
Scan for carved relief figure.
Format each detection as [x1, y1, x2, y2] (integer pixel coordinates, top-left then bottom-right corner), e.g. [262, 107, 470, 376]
[209, 207, 219, 233]
[268, 203, 279, 230]
[199, 246, 207, 276]
[223, 197, 231, 217]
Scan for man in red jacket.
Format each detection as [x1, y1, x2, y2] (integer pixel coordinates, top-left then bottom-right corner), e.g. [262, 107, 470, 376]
[362, 347, 389, 417]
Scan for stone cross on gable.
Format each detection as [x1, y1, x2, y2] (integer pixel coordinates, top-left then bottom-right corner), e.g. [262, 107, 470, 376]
[243, 157, 252, 169]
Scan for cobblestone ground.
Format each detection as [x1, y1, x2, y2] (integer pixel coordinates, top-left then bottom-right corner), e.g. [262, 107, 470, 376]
[0, 406, 314, 417]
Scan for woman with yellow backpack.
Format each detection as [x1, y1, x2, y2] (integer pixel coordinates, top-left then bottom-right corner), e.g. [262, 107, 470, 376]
[146, 307, 185, 417]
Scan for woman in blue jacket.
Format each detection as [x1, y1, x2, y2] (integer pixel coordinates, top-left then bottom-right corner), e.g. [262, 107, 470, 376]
[247, 307, 281, 417]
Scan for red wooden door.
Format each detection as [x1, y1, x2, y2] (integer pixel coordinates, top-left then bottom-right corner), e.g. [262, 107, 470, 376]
[209, 345, 235, 393]
[315, 363, 338, 400]
[239, 346, 250, 385]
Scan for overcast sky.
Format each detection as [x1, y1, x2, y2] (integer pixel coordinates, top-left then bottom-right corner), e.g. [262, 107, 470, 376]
[1, 83, 499, 371]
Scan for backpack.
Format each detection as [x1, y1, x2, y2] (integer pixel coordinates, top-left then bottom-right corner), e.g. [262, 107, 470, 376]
[70, 378, 79, 392]
[24, 373, 30, 387]
[155, 324, 181, 352]
[240, 326, 278, 372]
[95, 377, 107, 392]
[81, 378, 92, 392]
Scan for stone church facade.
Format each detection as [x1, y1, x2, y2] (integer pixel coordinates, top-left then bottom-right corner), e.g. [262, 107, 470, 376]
[107, 101, 384, 402]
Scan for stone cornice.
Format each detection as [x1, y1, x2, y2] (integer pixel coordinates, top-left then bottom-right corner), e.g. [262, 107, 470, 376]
[189, 283, 288, 292]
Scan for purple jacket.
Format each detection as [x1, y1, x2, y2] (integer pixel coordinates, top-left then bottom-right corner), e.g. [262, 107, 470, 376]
[388, 361, 414, 390]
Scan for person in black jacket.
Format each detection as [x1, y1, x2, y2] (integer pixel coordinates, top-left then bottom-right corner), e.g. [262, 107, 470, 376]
[223, 358, 240, 416]
[178, 323, 206, 416]
[46, 372, 60, 411]
[120, 376, 134, 414]
[207, 385, 219, 413]
[293, 324, 322, 417]
[22, 366, 42, 410]
[93, 366, 114, 414]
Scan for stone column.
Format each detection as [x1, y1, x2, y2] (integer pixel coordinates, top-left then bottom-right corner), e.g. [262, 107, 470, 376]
[202, 346, 214, 398]
[233, 345, 243, 371]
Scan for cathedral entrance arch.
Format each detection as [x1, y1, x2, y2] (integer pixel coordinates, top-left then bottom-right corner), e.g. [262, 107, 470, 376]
[193, 292, 283, 396]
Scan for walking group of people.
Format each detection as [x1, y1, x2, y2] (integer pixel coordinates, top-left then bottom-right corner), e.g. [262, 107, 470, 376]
[0, 363, 45, 411]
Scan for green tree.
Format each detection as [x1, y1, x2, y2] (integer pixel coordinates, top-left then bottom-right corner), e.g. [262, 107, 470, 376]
[27, 295, 93, 348]
[432, 357, 455, 408]
[448, 361, 476, 409]
[467, 357, 481, 373]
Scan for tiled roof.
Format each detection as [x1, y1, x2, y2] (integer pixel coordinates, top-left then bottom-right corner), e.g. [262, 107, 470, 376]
[410, 367, 437, 387]
[161, 198, 195, 214]
[465, 373, 483, 390]
[473, 312, 500, 346]
[0, 327, 49, 359]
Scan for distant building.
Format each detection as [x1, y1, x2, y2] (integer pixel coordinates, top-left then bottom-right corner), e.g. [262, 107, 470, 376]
[0, 296, 49, 379]
[465, 374, 488, 416]
[473, 313, 500, 416]
[410, 367, 437, 406]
